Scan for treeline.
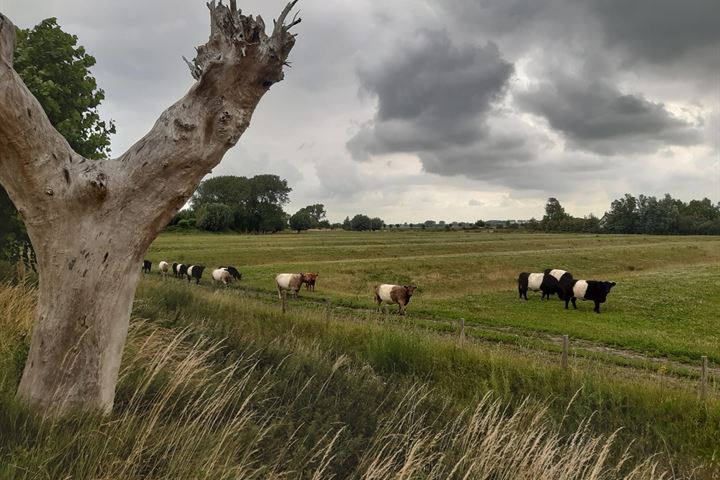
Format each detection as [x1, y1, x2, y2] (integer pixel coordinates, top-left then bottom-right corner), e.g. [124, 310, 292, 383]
[531, 195, 720, 235]
[169, 175, 385, 233]
[341, 215, 385, 232]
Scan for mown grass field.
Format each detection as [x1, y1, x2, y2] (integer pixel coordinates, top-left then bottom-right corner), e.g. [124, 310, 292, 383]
[148, 231, 720, 364]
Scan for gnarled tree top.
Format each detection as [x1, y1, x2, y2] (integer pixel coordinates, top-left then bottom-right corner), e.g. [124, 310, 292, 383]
[184, 0, 300, 87]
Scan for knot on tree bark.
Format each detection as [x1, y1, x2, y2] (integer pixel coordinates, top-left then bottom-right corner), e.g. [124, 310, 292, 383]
[183, 0, 300, 86]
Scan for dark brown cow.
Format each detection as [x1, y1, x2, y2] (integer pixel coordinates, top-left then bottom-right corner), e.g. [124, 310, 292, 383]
[374, 284, 417, 315]
[304, 272, 319, 291]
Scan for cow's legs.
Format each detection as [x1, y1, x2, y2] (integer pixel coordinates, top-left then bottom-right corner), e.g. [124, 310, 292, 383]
[594, 301, 601, 313]
[564, 297, 570, 309]
[277, 287, 283, 300]
[571, 297, 577, 309]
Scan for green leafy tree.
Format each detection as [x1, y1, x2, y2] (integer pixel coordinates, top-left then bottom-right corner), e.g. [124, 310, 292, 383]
[192, 175, 291, 233]
[0, 18, 115, 261]
[169, 209, 196, 227]
[289, 210, 314, 233]
[195, 203, 234, 231]
[603, 194, 639, 233]
[350, 214, 372, 231]
[541, 198, 572, 231]
[342, 216, 352, 230]
[257, 204, 288, 233]
[14, 18, 115, 158]
[0, 188, 30, 261]
[193, 176, 251, 210]
[370, 217, 385, 231]
[298, 204, 326, 223]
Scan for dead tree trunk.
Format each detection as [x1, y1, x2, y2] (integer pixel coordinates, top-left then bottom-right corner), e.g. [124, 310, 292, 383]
[0, 1, 300, 414]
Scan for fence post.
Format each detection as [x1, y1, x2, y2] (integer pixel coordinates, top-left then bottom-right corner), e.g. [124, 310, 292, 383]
[561, 335, 569, 370]
[281, 290, 287, 314]
[701, 356, 708, 399]
[459, 318, 466, 346]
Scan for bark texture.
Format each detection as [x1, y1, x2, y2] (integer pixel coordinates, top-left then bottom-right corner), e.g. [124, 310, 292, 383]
[0, 2, 299, 413]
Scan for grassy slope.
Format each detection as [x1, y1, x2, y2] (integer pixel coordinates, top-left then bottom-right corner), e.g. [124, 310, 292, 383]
[0, 282, 683, 479]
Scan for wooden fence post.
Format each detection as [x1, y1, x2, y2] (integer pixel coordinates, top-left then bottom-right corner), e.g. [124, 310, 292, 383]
[561, 335, 569, 370]
[459, 318, 466, 346]
[281, 290, 287, 314]
[701, 356, 708, 399]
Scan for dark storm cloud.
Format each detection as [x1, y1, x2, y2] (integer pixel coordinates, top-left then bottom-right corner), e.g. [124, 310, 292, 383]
[516, 75, 702, 155]
[348, 29, 534, 175]
[587, 0, 720, 64]
[434, 0, 720, 68]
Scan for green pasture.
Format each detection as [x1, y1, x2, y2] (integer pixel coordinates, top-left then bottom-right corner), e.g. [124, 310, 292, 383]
[148, 231, 720, 364]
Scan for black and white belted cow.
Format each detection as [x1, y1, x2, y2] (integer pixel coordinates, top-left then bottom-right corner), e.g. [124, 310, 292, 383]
[564, 280, 617, 313]
[518, 272, 561, 300]
[177, 264, 189, 278]
[544, 269, 574, 300]
[220, 266, 242, 282]
[142, 260, 152, 274]
[186, 265, 206, 285]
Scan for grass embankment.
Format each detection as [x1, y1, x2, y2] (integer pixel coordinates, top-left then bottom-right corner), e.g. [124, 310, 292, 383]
[0, 280, 708, 479]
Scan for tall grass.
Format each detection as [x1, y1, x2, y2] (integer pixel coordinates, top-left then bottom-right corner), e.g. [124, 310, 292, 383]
[0, 282, 691, 478]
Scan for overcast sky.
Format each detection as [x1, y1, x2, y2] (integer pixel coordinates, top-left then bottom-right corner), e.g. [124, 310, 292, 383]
[3, 0, 719, 223]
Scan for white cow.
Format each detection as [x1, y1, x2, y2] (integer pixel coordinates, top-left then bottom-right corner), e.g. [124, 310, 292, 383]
[212, 268, 233, 286]
[158, 261, 170, 280]
[275, 273, 310, 299]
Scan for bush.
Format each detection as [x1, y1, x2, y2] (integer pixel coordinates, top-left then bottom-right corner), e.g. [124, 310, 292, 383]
[176, 219, 195, 229]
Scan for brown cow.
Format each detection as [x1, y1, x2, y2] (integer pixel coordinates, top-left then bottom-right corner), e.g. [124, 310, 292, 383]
[304, 273, 319, 291]
[374, 284, 417, 315]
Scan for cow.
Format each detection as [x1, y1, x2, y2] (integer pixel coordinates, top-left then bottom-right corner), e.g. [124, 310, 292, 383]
[142, 260, 152, 274]
[518, 272, 560, 300]
[544, 269, 574, 300]
[275, 273, 312, 299]
[219, 266, 242, 282]
[158, 261, 170, 279]
[212, 268, 233, 286]
[172, 262, 179, 277]
[564, 280, 616, 313]
[374, 284, 417, 315]
[304, 272, 319, 291]
[186, 265, 205, 285]
[177, 264, 189, 278]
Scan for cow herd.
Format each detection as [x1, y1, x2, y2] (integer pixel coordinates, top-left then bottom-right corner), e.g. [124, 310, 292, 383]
[143, 260, 613, 315]
[518, 269, 616, 313]
[142, 260, 418, 315]
[143, 260, 242, 286]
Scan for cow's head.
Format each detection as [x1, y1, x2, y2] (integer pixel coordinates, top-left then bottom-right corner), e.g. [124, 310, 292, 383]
[304, 272, 319, 284]
[404, 285, 417, 297]
[604, 281, 616, 294]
